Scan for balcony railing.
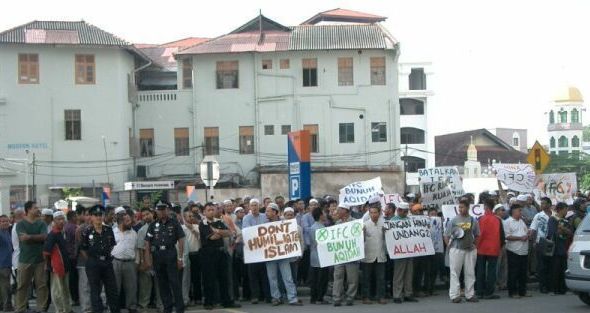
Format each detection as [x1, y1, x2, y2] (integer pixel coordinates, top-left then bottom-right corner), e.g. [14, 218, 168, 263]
[547, 122, 583, 131]
[138, 91, 178, 103]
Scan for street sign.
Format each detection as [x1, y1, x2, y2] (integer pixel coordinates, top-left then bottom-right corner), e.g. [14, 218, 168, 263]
[288, 130, 311, 200]
[527, 141, 551, 174]
[200, 156, 220, 187]
[124, 181, 174, 191]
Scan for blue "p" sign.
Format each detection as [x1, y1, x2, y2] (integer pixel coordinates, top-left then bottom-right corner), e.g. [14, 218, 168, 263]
[290, 176, 300, 199]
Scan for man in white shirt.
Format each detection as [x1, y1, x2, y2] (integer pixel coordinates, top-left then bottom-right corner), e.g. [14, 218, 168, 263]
[361, 206, 387, 305]
[112, 210, 138, 313]
[503, 204, 530, 298]
[182, 209, 202, 305]
[530, 197, 553, 293]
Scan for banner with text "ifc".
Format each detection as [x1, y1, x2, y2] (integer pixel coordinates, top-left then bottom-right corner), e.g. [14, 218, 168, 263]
[315, 220, 365, 268]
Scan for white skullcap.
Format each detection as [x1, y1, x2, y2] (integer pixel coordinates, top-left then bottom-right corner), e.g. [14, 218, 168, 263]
[493, 204, 505, 212]
[53, 211, 65, 219]
[283, 207, 295, 214]
[309, 199, 319, 204]
[516, 195, 528, 202]
[114, 207, 126, 215]
[42, 209, 53, 216]
[223, 200, 232, 205]
[407, 193, 416, 198]
[234, 207, 244, 214]
[268, 203, 279, 212]
[397, 202, 410, 210]
[250, 198, 260, 205]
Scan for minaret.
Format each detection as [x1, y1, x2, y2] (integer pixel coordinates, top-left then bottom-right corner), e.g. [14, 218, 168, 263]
[464, 136, 482, 178]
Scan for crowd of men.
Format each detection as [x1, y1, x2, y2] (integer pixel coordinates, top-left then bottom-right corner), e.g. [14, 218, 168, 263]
[0, 190, 584, 312]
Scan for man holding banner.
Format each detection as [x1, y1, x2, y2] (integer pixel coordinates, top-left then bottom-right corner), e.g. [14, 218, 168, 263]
[390, 203, 419, 304]
[361, 206, 387, 305]
[241, 199, 270, 304]
[331, 206, 360, 307]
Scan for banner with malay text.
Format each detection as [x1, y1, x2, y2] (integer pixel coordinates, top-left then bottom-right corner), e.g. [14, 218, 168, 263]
[384, 216, 435, 259]
[315, 219, 365, 268]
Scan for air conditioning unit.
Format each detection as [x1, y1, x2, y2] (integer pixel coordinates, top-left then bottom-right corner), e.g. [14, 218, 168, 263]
[136, 165, 148, 178]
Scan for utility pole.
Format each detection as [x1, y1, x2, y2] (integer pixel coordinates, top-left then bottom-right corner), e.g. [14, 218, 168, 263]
[32, 153, 36, 200]
[102, 136, 110, 185]
[404, 144, 408, 194]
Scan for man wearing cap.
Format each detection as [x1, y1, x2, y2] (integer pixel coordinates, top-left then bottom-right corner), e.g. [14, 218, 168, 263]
[475, 198, 504, 299]
[530, 197, 553, 293]
[503, 203, 530, 298]
[308, 207, 329, 304]
[43, 211, 72, 313]
[264, 203, 302, 306]
[361, 206, 387, 305]
[80, 205, 120, 313]
[392, 202, 418, 304]
[241, 198, 270, 304]
[232, 207, 250, 301]
[112, 210, 138, 313]
[15, 201, 48, 313]
[300, 199, 318, 285]
[42, 208, 54, 233]
[332, 205, 360, 307]
[75, 206, 93, 313]
[182, 207, 202, 305]
[144, 201, 185, 313]
[136, 208, 160, 312]
[494, 204, 509, 291]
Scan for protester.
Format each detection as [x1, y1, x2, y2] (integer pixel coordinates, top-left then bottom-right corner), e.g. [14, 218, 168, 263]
[241, 199, 270, 304]
[15, 201, 49, 313]
[64, 210, 79, 306]
[232, 207, 250, 301]
[199, 202, 241, 310]
[112, 210, 138, 313]
[530, 197, 553, 293]
[136, 208, 159, 312]
[80, 205, 120, 313]
[445, 199, 480, 303]
[308, 207, 329, 305]
[503, 204, 530, 298]
[427, 207, 444, 295]
[75, 206, 92, 313]
[144, 201, 185, 313]
[546, 202, 573, 295]
[476, 198, 504, 299]
[392, 203, 418, 304]
[0, 215, 13, 312]
[494, 204, 508, 291]
[43, 211, 72, 313]
[182, 207, 202, 305]
[332, 205, 359, 306]
[362, 206, 387, 304]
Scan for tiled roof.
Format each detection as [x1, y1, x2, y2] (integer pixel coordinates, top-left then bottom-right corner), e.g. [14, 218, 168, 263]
[136, 38, 210, 71]
[178, 23, 396, 55]
[161, 37, 209, 48]
[0, 21, 130, 46]
[301, 8, 387, 25]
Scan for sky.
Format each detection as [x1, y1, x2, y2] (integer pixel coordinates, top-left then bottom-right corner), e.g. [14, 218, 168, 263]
[2, 0, 589, 148]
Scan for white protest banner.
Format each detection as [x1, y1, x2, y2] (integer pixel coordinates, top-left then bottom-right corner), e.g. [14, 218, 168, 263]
[243, 219, 302, 264]
[315, 219, 365, 268]
[418, 166, 465, 198]
[338, 177, 382, 207]
[420, 181, 456, 208]
[493, 163, 536, 193]
[533, 173, 577, 205]
[380, 193, 404, 208]
[441, 203, 485, 231]
[384, 216, 435, 259]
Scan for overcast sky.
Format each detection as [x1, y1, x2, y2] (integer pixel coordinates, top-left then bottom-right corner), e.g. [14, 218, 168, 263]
[2, 0, 589, 148]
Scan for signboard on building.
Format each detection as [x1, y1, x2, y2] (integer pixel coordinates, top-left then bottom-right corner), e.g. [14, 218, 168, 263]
[288, 131, 311, 200]
[242, 219, 303, 264]
[124, 181, 174, 191]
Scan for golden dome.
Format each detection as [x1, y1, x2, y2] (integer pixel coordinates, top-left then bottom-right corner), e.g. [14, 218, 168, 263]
[554, 86, 583, 103]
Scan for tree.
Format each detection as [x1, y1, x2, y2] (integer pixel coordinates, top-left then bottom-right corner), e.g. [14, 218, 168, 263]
[62, 187, 83, 199]
[581, 173, 590, 192]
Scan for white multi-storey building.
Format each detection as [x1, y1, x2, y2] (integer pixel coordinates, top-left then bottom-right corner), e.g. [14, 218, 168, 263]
[547, 86, 585, 156]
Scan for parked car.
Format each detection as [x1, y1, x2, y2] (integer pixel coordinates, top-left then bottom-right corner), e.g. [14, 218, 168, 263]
[566, 213, 590, 305]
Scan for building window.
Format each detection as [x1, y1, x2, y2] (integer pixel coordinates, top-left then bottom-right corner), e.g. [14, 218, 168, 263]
[573, 135, 580, 147]
[264, 125, 274, 135]
[338, 57, 353, 86]
[370, 57, 386, 85]
[64, 110, 81, 140]
[182, 58, 192, 89]
[216, 61, 239, 89]
[512, 132, 520, 147]
[281, 125, 291, 135]
[75, 54, 95, 84]
[404, 156, 425, 173]
[339, 123, 355, 143]
[558, 150, 568, 156]
[239, 126, 254, 154]
[302, 58, 317, 87]
[559, 110, 567, 123]
[550, 137, 555, 148]
[400, 99, 424, 115]
[572, 109, 580, 123]
[18, 53, 39, 84]
[549, 110, 555, 124]
[409, 68, 426, 90]
[204, 127, 219, 155]
[139, 128, 155, 157]
[174, 128, 189, 156]
[371, 122, 387, 142]
[558, 135, 568, 148]
[304, 124, 319, 153]
[262, 59, 272, 70]
[280, 59, 290, 69]
[400, 127, 425, 144]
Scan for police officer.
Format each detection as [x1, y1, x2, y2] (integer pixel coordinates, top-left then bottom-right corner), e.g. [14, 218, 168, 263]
[80, 205, 120, 313]
[144, 201, 185, 313]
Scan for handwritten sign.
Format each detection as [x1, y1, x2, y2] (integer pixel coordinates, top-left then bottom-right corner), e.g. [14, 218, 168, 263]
[493, 163, 536, 193]
[418, 166, 464, 198]
[441, 204, 485, 229]
[380, 193, 403, 208]
[384, 216, 435, 259]
[243, 220, 302, 264]
[315, 220, 365, 268]
[420, 181, 456, 208]
[533, 173, 577, 205]
[338, 177, 382, 207]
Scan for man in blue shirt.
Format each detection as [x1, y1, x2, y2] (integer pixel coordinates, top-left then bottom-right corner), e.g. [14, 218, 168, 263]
[241, 199, 270, 304]
[0, 215, 13, 312]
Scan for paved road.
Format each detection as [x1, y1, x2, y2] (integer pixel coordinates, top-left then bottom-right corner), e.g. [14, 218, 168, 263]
[183, 291, 586, 313]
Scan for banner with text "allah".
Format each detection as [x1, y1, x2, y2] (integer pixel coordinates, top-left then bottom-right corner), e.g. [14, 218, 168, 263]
[243, 220, 302, 264]
[384, 216, 435, 259]
[315, 219, 365, 268]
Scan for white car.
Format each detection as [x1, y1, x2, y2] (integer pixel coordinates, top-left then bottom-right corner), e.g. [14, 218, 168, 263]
[566, 214, 590, 305]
